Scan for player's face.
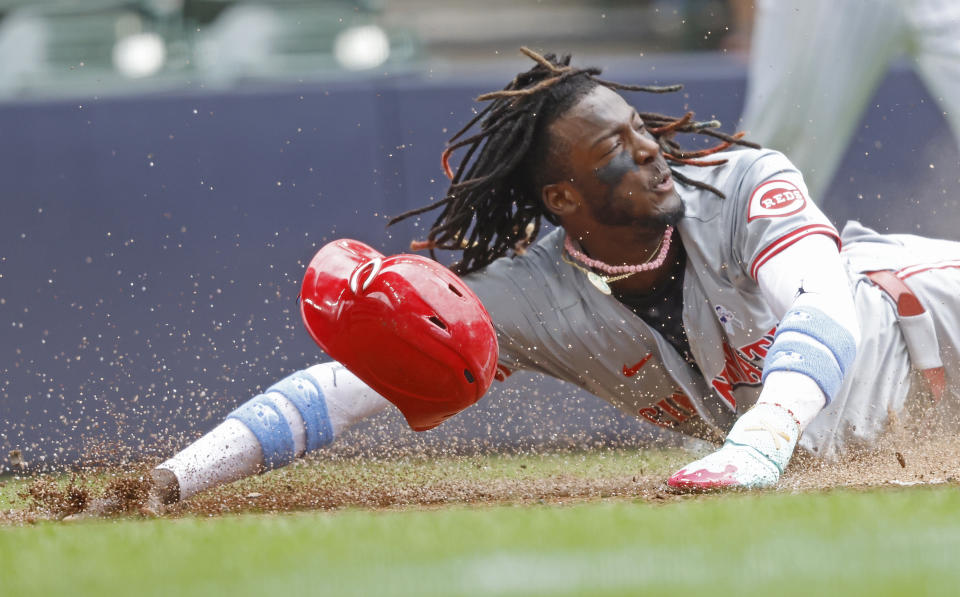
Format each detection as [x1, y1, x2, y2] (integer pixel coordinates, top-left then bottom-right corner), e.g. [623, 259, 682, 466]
[549, 86, 683, 230]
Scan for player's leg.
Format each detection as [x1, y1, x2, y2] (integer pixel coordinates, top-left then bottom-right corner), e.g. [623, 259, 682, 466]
[878, 233, 960, 406]
[909, 0, 960, 150]
[739, 0, 905, 200]
[820, 225, 960, 446]
[140, 362, 391, 509]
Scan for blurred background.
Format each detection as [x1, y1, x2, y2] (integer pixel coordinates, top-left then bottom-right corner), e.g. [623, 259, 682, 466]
[0, 0, 743, 96]
[1, 0, 957, 471]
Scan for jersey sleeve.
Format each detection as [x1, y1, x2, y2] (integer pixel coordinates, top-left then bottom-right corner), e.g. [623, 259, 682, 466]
[463, 255, 548, 377]
[727, 150, 840, 281]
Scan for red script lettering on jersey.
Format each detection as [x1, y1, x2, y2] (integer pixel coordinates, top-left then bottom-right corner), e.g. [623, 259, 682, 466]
[747, 179, 807, 222]
[710, 326, 776, 410]
[622, 353, 653, 377]
[638, 392, 696, 429]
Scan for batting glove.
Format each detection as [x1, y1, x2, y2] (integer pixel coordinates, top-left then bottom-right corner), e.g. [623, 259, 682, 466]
[667, 403, 800, 491]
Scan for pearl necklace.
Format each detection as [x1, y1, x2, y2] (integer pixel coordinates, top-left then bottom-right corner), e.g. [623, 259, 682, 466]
[561, 226, 673, 295]
[564, 225, 674, 274]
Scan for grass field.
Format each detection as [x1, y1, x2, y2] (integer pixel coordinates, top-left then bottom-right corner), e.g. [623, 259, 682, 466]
[2, 449, 960, 596]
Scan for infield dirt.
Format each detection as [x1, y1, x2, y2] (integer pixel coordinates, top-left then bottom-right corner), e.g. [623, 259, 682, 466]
[4, 412, 960, 525]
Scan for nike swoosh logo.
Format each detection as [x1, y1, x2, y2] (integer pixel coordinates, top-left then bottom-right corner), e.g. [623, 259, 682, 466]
[623, 353, 653, 377]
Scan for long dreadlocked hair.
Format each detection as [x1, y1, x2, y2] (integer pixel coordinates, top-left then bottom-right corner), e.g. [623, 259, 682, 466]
[389, 47, 759, 275]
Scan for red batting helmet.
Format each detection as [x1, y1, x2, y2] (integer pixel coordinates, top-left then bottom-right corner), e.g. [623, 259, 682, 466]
[300, 239, 499, 431]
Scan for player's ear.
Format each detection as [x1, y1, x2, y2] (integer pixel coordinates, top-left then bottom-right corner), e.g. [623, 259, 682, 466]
[542, 182, 580, 218]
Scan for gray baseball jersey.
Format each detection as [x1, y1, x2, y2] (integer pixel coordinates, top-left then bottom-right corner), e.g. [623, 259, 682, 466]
[464, 147, 960, 458]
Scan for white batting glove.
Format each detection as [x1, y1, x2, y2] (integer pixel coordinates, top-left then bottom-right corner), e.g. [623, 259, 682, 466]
[667, 403, 800, 491]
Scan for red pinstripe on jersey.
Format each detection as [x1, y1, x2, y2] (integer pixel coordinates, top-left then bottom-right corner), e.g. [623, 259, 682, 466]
[750, 224, 840, 280]
[896, 259, 960, 280]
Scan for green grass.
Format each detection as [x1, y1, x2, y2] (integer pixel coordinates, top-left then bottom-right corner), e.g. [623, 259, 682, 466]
[3, 488, 960, 596]
[0, 479, 21, 508]
[2, 450, 959, 596]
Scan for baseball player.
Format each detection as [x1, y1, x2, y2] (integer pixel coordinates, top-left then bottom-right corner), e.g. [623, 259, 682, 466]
[740, 0, 960, 201]
[91, 49, 960, 513]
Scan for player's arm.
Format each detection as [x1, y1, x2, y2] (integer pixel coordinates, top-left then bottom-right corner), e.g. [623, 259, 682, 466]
[670, 233, 859, 490]
[73, 361, 394, 516]
[669, 150, 859, 490]
[81, 239, 499, 514]
[149, 361, 392, 505]
[753, 232, 860, 430]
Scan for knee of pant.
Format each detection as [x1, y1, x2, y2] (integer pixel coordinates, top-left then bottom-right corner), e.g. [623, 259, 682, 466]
[227, 395, 296, 471]
[267, 371, 334, 453]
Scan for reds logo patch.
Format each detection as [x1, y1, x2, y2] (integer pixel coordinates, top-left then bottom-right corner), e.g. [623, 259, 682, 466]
[747, 180, 807, 222]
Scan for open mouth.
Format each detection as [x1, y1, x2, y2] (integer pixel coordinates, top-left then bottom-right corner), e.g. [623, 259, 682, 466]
[652, 169, 674, 192]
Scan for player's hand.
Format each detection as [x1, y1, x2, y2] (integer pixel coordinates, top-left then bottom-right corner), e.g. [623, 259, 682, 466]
[64, 468, 180, 520]
[667, 403, 800, 491]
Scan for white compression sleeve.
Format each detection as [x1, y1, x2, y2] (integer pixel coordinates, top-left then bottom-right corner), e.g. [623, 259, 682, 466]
[755, 234, 861, 430]
[157, 362, 391, 500]
[756, 234, 859, 331]
[157, 418, 264, 501]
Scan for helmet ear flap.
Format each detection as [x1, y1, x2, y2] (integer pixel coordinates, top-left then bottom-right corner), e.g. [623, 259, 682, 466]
[300, 239, 499, 431]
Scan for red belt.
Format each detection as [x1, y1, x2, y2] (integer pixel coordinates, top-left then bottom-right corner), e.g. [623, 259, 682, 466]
[865, 270, 945, 401]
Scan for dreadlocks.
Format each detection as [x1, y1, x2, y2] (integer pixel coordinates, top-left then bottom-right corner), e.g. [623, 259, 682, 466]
[389, 47, 759, 275]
